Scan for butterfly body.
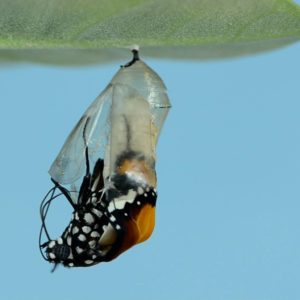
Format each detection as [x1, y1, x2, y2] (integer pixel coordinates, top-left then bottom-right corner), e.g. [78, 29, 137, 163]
[44, 153, 157, 267]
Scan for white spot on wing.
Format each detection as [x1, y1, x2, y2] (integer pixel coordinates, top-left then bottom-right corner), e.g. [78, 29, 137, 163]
[84, 213, 94, 224]
[108, 202, 115, 212]
[78, 234, 86, 242]
[49, 253, 56, 260]
[110, 215, 116, 222]
[137, 186, 144, 195]
[76, 247, 83, 254]
[48, 241, 55, 249]
[113, 190, 137, 210]
[72, 226, 79, 235]
[92, 208, 102, 218]
[82, 226, 91, 234]
[91, 231, 100, 238]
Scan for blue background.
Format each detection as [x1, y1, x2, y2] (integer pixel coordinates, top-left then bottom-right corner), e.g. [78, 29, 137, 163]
[0, 40, 300, 300]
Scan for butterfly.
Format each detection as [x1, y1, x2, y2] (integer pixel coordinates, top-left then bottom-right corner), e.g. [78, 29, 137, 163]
[39, 49, 171, 270]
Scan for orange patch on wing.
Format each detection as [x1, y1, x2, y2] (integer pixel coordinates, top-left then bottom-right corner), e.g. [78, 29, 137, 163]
[135, 204, 155, 244]
[112, 204, 156, 260]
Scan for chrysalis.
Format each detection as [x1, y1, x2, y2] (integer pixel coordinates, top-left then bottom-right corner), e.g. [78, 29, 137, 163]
[39, 50, 171, 269]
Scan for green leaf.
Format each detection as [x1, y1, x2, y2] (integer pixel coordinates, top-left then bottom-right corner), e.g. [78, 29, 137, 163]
[1, 0, 300, 65]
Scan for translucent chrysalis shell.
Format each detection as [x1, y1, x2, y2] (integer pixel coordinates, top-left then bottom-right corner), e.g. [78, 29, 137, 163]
[40, 50, 171, 269]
